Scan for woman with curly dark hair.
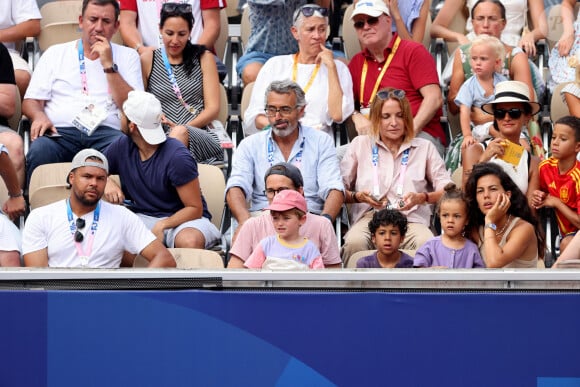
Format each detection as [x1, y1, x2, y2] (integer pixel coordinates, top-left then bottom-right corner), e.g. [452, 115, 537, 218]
[465, 162, 543, 268]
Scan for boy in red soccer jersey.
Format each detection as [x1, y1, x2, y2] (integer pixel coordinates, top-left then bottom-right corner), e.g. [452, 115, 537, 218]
[532, 116, 580, 253]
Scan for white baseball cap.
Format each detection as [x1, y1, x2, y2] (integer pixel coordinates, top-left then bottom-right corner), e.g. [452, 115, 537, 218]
[122, 90, 166, 145]
[350, 0, 390, 19]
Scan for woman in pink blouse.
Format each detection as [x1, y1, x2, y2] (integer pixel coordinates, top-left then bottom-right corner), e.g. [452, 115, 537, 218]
[340, 88, 452, 265]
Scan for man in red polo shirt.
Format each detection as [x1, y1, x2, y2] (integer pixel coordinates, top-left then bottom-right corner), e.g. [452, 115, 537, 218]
[348, 0, 445, 156]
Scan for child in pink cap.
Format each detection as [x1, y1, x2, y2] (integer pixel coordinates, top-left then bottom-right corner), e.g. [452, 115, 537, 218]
[244, 190, 324, 270]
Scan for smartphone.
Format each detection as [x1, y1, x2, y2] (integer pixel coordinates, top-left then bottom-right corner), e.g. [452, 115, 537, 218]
[370, 193, 383, 201]
[43, 131, 62, 138]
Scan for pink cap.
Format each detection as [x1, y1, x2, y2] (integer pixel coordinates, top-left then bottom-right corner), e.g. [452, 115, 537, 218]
[264, 190, 308, 213]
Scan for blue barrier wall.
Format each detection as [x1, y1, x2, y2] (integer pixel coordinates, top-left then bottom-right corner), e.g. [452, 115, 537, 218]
[2, 290, 580, 386]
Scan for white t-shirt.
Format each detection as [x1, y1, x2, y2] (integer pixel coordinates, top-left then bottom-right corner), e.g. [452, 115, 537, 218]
[125, 0, 225, 48]
[0, 0, 41, 52]
[24, 41, 144, 129]
[23, 200, 156, 268]
[0, 213, 21, 253]
[243, 54, 354, 136]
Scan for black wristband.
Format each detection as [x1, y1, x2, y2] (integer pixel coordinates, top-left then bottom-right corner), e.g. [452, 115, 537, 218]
[321, 213, 333, 223]
[352, 191, 360, 203]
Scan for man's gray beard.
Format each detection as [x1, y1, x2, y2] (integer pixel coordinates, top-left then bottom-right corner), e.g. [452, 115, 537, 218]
[272, 125, 296, 138]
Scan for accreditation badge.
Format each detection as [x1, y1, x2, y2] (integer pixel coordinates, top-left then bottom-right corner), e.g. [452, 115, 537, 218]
[72, 102, 106, 136]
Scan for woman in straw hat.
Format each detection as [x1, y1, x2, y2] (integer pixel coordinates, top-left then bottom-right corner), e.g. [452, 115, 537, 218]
[462, 80, 541, 206]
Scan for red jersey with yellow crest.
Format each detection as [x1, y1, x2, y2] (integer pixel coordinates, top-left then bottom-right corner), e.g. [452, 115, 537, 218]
[539, 157, 580, 236]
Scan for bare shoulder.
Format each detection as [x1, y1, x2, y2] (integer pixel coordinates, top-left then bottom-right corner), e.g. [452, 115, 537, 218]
[510, 218, 535, 238]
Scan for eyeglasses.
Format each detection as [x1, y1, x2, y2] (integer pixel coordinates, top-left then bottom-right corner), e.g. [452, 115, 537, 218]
[294, 5, 329, 22]
[473, 16, 504, 24]
[74, 218, 86, 243]
[353, 16, 380, 30]
[161, 3, 193, 14]
[264, 105, 298, 117]
[264, 187, 289, 198]
[493, 108, 524, 120]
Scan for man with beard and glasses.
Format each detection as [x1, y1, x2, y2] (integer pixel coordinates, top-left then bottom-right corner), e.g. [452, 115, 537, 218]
[22, 149, 175, 268]
[23, 0, 143, 184]
[226, 80, 344, 240]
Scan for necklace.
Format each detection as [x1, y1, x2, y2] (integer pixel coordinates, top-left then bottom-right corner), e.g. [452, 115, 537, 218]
[495, 214, 512, 237]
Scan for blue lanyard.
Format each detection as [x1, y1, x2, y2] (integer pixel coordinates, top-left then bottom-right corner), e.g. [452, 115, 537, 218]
[371, 144, 410, 198]
[266, 130, 305, 168]
[78, 39, 113, 101]
[78, 40, 88, 96]
[159, 44, 196, 114]
[66, 199, 101, 265]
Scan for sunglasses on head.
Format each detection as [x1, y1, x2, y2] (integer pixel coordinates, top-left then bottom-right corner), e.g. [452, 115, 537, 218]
[377, 89, 406, 100]
[353, 16, 380, 29]
[161, 3, 193, 14]
[493, 108, 524, 120]
[74, 218, 85, 243]
[294, 5, 329, 22]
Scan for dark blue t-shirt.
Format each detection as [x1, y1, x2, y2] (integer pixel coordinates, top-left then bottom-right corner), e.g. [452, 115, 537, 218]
[105, 136, 211, 219]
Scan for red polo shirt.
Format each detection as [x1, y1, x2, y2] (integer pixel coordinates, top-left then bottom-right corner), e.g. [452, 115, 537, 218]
[348, 33, 445, 145]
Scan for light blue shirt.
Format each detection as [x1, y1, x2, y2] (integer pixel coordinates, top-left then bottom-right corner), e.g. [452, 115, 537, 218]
[391, 0, 424, 34]
[225, 125, 343, 214]
[455, 72, 507, 108]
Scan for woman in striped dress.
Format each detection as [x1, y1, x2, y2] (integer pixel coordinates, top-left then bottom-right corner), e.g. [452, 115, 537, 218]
[140, 2, 223, 165]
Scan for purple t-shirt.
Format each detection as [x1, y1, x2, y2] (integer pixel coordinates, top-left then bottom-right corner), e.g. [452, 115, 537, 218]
[413, 236, 485, 268]
[105, 136, 211, 219]
[356, 251, 414, 268]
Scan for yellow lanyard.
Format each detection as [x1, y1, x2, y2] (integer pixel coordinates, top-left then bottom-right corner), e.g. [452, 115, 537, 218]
[292, 53, 321, 94]
[359, 36, 401, 108]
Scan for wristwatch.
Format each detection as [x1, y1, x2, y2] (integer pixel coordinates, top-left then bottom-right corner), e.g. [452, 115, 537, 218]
[484, 223, 497, 231]
[8, 190, 23, 198]
[103, 63, 118, 73]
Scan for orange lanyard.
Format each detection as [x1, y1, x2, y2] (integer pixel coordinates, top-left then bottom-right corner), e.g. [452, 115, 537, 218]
[292, 53, 320, 94]
[359, 36, 401, 108]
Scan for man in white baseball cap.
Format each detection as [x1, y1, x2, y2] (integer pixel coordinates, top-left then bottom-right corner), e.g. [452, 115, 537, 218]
[347, 0, 445, 157]
[103, 91, 220, 257]
[121, 90, 166, 145]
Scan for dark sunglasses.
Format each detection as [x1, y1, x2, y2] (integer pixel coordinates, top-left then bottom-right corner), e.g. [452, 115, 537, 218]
[353, 16, 380, 29]
[493, 108, 524, 120]
[161, 3, 193, 14]
[377, 89, 406, 100]
[74, 218, 86, 243]
[294, 5, 329, 22]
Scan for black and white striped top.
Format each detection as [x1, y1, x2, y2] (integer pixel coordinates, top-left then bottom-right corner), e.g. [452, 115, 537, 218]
[146, 48, 223, 165]
[147, 49, 205, 126]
